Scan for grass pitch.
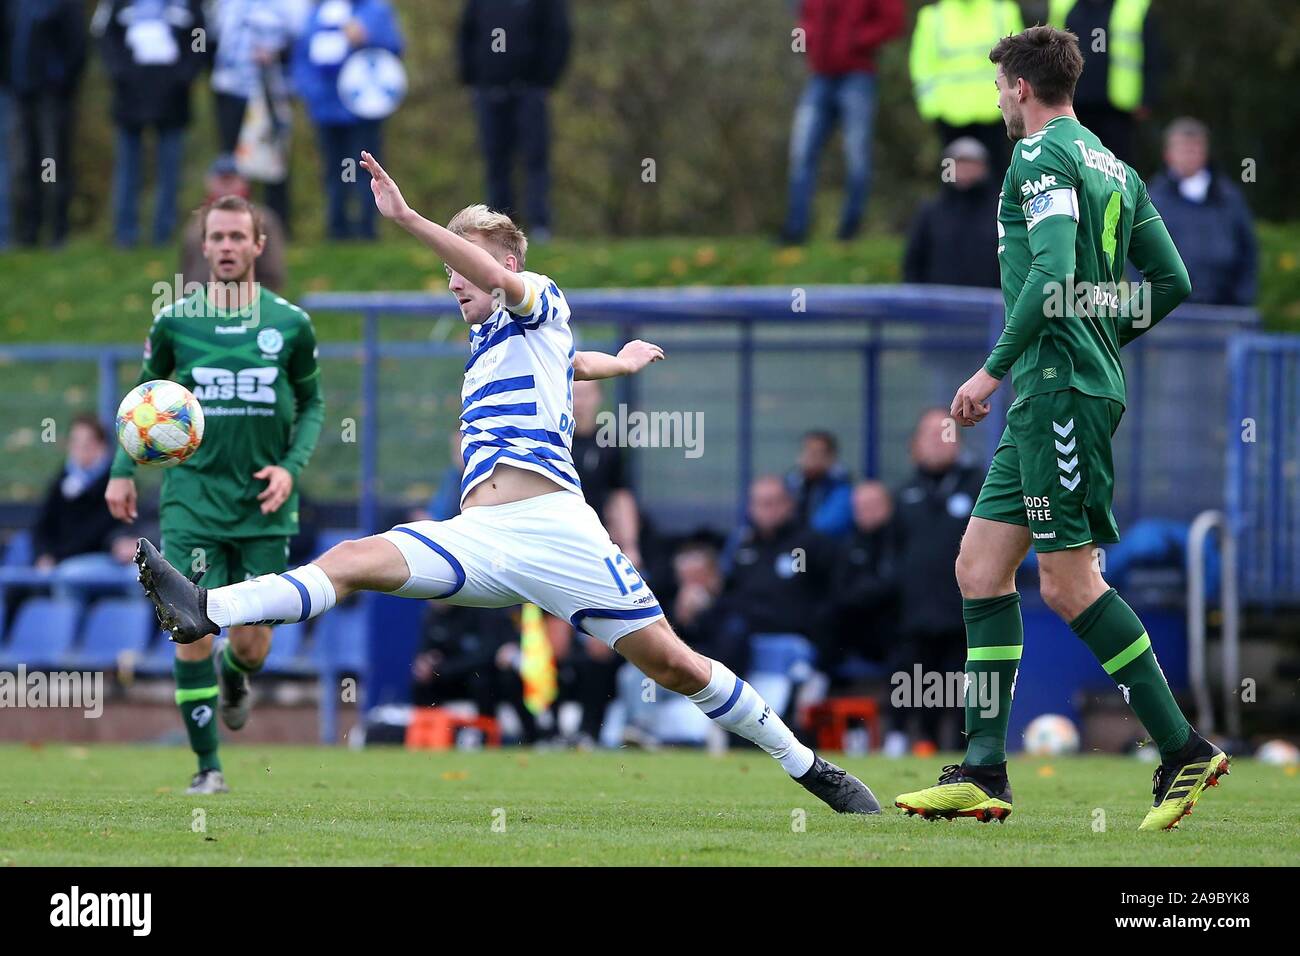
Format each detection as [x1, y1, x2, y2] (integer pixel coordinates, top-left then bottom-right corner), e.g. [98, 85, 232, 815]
[1, 744, 1294, 866]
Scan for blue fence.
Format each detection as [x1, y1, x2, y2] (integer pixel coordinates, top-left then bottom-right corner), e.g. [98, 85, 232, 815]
[1228, 334, 1300, 605]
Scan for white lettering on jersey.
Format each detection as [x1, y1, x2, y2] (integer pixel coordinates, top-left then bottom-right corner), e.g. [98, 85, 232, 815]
[1072, 139, 1127, 185]
[1020, 173, 1058, 198]
[190, 367, 279, 403]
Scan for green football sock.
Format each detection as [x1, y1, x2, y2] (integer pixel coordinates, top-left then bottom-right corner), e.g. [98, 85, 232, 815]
[1070, 588, 1190, 761]
[961, 593, 1024, 767]
[220, 642, 262, 681]
[174, 655, 221, 773]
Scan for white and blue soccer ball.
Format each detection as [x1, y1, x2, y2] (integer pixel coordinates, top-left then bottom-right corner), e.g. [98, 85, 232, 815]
[1023, 714, 1081, 756]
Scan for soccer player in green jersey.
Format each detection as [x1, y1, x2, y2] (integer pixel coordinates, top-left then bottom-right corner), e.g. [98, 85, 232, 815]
[106, 195, 325, 795]
[895, 26, 1229, 831]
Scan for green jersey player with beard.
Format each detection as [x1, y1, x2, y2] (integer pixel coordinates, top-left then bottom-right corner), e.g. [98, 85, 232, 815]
[895, 26, 1230, 831]
[107, 196, 324, 794]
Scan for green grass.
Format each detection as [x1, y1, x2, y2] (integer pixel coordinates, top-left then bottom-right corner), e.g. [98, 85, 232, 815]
[3, 223, 1297, 344]
[1, 745, 1294, 866]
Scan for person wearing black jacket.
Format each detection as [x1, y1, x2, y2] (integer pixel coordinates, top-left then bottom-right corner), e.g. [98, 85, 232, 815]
[10, 0, 87, 247]
[902, 137, 1000, 289]
[33, 414, 136, 599]
[457, 0, 570, 238]
[828, 480, 902, 681]
[721, 475, 836, 673]
[93, 0, 208, 246]
[890, 408, 984, 749]
[410, 603, 538, 743]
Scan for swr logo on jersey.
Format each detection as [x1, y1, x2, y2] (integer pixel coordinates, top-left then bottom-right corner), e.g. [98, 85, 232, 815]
[1020, 173, 1058, 198]
[191, 367, 279, 403]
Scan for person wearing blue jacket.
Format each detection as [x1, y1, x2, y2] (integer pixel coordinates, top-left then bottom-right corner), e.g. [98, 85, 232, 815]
[291, 0, 403, 240]
[785, 430, 854, 538]
[1146, 118, 1258, 307]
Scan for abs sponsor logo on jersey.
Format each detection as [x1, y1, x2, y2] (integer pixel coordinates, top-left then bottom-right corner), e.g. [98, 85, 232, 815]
[191, 366, 279, 403]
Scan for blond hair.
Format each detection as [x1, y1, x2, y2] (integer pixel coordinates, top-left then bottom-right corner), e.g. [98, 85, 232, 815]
[445, 204, 527, 267]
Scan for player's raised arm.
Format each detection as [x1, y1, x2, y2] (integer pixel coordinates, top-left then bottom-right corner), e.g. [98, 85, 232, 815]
[360, 150, 526, 307]
[573, 341, 665, 381]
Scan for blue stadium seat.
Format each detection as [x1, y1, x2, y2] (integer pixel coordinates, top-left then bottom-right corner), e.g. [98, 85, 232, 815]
[3, 529, 33, 567]
[138, 632, 179, 675]
[313, 528, 361, 558]
[67, 598, 154, 668]
[262, 621, 312, 674]
[312, 604, 368, 673]
[0, 597, 80, 667]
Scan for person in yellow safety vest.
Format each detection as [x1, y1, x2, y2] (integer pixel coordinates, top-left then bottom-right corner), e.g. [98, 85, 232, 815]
[909, 0, 1024, 170]
[1046, 0, 1161, 163]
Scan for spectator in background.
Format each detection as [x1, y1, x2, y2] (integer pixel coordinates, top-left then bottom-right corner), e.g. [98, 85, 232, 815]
[903, 136, 1000, 288]
[888, 407, 983, 753]
[458, 0, 570, 241]
[827, 479, 902, 681]
[11, 0, 87, 247]
[1147, 118, 1258, 306]
[411, 603, 538, 744]
[292, 0, 403, 240]
[785, 429, 853, 538]
[1047, 0, 1162, 164]
[670, 540, 747, 673]
[210, 0, 307, 233]
[95, 0, 209, 248]
[909, 0, 1022, 170]
[721, 475, 835, 674]
[571, 380, 642, 567]
[33, 414, 136, 597]
[779, 0, 904, 245]
[180, 155, 289, 291]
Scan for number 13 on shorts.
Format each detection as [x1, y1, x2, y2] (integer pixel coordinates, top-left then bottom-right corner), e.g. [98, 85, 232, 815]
[603, 552, 646, 595]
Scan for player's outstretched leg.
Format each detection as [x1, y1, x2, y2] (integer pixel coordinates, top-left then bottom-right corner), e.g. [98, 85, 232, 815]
[617, 620, 880, 814]
[1139, 732, 1230, 831]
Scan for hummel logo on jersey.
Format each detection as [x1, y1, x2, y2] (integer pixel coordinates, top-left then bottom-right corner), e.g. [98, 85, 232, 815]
[1053, 420, 1081, 490]
[191, 367, 279, 403]
[1020, 174, 1058, 198]
[1021, 145, 1042, 162]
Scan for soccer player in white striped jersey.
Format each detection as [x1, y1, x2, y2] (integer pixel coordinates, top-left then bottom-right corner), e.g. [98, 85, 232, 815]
[132, 150, 880, 814]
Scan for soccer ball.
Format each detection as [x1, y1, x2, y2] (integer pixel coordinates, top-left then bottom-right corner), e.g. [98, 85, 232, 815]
[115, 380, 205, 468]
[1256, 739, 1299, 766]
[1023, 714, 1081, 756]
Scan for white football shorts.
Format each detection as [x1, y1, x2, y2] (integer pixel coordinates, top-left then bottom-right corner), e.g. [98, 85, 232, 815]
[378, 491, 663, 646]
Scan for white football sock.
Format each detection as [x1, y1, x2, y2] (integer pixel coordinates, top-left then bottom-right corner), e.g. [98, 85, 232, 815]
[687, 659, 815, 777]
[206, 563, 337, 627]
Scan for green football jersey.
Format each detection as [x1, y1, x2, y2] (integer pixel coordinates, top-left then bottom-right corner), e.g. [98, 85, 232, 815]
[988, 115, 1162, 408]
[111, 286, 325, 539]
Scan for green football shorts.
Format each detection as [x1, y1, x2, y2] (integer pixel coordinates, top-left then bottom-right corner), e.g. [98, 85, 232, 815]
[972, 388, 1124, 553]
[161, 530, 290, 589]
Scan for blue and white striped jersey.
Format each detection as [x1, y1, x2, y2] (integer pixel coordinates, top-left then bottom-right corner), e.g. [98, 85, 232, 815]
[459, 271, 581, 504]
